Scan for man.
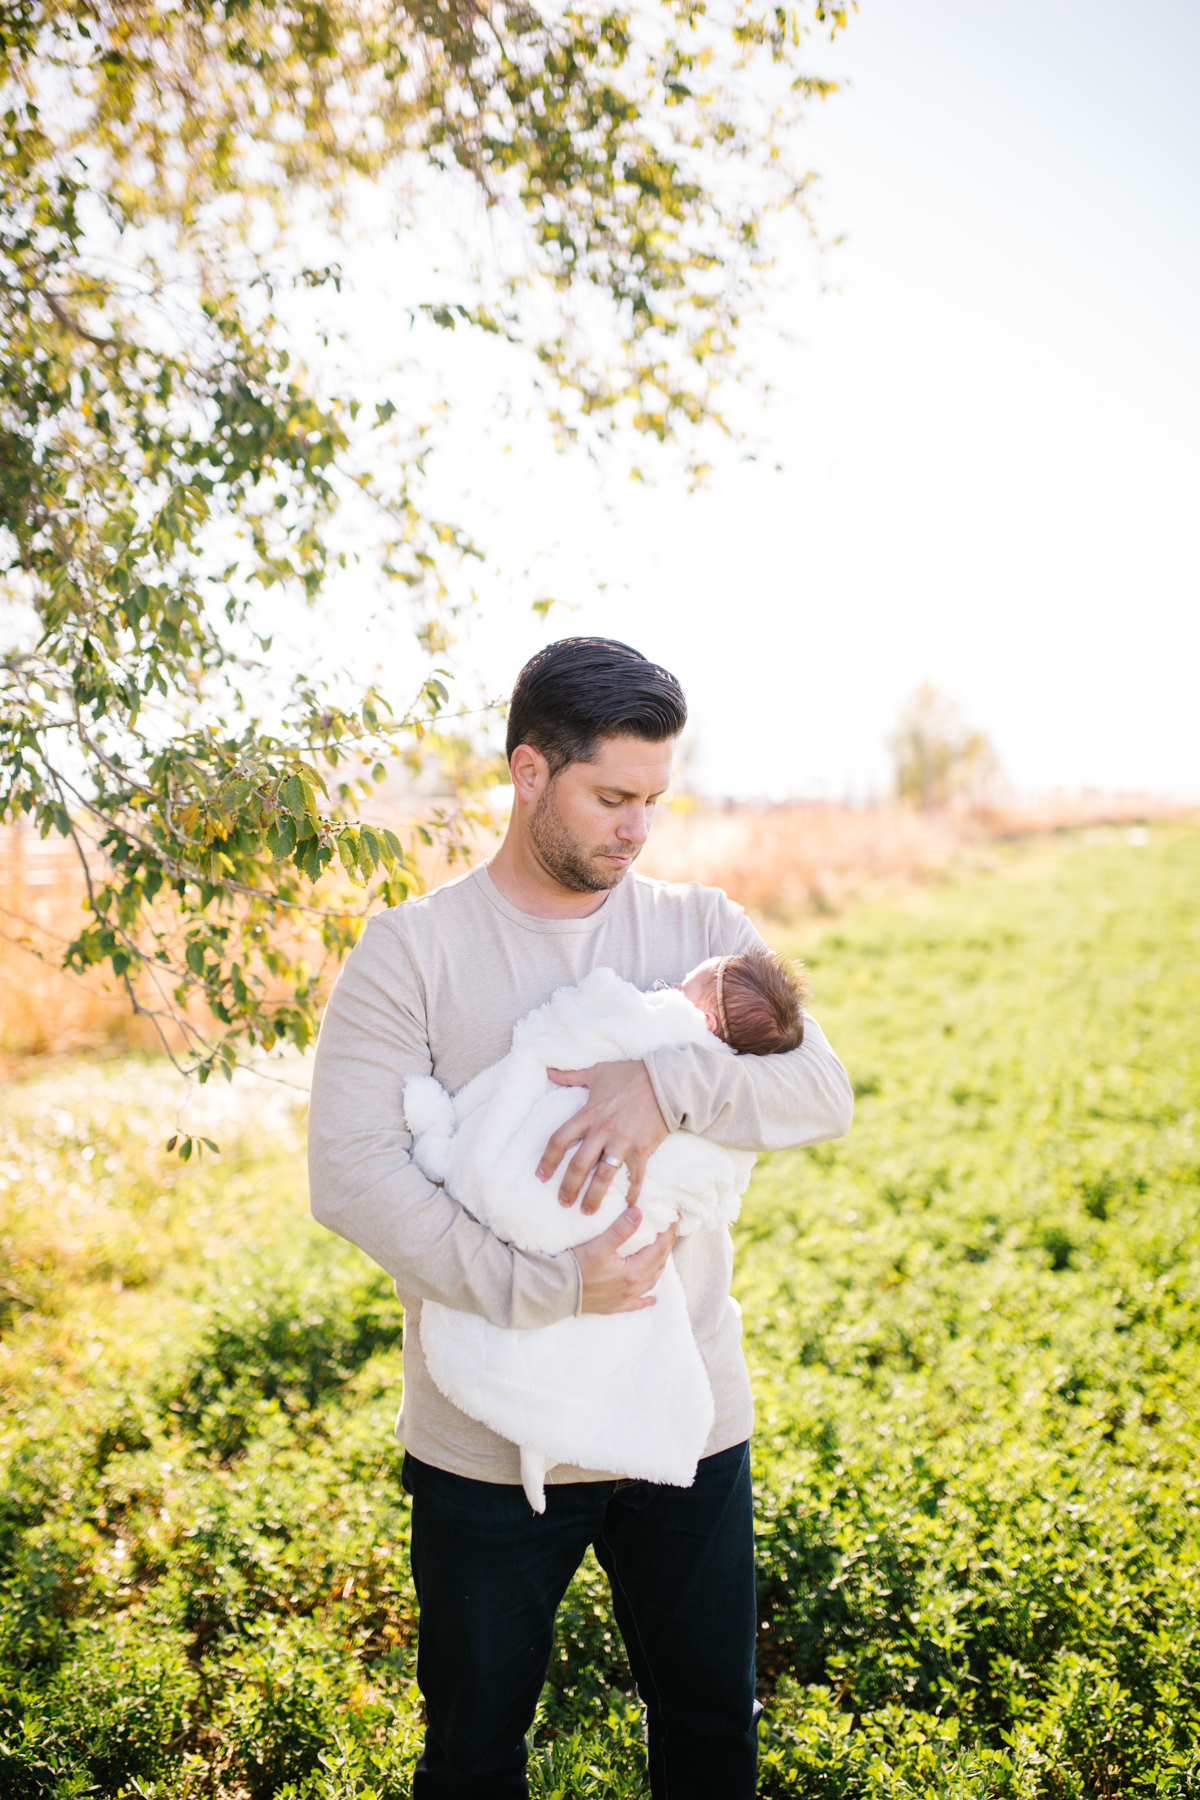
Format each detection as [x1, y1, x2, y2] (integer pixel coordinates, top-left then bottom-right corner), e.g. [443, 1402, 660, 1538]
[308, 637, 854, 1797]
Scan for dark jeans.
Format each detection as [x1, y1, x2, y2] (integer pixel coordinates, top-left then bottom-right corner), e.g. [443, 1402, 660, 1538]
[403, 1440, 758, 1800]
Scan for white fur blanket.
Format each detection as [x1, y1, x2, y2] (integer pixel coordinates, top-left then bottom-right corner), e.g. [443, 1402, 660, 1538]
[403, 967, 756, 1511]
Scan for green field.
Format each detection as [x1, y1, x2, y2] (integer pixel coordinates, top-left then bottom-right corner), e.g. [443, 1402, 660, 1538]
[2, 825, 1199, 1797]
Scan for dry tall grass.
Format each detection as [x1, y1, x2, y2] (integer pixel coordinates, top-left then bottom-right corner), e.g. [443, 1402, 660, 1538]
[637, 803, 965, 917]
[0, 823, 151, 1060]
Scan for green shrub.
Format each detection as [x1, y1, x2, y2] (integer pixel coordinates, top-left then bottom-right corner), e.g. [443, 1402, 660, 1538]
[0, 1615, 197, 1796]
[222, 1617, 356, 1796]
[161, 1254, 404, 1459]
[526, 1698, 649, 1798]
[0, 1518, 107, 1668]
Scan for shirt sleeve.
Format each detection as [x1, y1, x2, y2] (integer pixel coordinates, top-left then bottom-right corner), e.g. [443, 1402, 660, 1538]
[640, 899, 854, 1151]
[306, 912, 582, 1328]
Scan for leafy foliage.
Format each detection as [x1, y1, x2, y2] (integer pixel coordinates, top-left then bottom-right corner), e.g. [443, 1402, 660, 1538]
[160, 1253, 406, 1457]
[749, 824, 1200, 1794]
[6, 1616, 199, 1795]
[1, 0, 847, 1079]
[4, 826, 1197, 1794]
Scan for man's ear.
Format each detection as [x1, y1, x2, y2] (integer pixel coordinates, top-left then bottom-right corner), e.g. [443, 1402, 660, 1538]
[510, 742, 550, 804]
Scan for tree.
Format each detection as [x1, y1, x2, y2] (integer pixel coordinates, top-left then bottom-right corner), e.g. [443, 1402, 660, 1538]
[889, 683, 999, 812]
[1, 0, 850, 1082]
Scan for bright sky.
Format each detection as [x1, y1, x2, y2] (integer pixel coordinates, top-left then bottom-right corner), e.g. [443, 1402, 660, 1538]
[311, 0, 1200, 801]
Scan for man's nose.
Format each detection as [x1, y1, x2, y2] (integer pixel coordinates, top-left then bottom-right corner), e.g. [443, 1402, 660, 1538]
[616, 808, 650, 845]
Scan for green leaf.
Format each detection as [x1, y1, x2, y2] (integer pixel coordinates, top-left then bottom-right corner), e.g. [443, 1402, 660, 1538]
[283, 773, 309, 819]
[358, 825, 382, 872]
[298, 838, 323, 882]
[267, 818, 297, 860]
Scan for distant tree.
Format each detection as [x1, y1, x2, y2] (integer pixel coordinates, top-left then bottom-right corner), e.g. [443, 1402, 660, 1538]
[889, 684, 999, 811]
[1, 0, 851, 1081]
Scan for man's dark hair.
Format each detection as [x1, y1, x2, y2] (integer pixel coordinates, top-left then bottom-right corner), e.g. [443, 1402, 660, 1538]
[506, 637, 687, 776]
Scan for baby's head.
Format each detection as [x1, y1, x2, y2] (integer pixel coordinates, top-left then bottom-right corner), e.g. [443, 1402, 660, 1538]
[679, 951, 811, 1056]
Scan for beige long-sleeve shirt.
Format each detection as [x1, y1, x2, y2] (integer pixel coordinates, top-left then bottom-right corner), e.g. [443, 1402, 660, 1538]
[307, 862, 853, 1484]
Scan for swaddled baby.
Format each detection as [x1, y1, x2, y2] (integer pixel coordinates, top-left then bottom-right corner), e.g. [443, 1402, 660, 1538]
[403, 949, 810, 1511]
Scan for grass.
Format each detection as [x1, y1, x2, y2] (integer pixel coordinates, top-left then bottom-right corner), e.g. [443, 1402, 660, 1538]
[1, 824, 1198, 1795]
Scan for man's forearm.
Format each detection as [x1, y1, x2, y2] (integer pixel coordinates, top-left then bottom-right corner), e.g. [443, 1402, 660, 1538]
[309, 1150, 582, 1328]
[641, 1012, 854, 1152]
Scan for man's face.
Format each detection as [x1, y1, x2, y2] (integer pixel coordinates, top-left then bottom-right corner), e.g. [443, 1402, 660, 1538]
[527, 735, 675, 894]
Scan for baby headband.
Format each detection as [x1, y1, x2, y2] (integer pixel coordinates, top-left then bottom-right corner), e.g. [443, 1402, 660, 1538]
[714, 956, 730, 1043]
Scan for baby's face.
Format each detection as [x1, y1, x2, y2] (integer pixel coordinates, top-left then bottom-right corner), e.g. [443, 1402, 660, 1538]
[677, 958, 723, 1037]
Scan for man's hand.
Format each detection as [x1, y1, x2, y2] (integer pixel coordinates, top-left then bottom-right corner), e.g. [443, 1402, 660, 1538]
[573, 1208, 677, 1313]
[537, 1058, 669, 1214]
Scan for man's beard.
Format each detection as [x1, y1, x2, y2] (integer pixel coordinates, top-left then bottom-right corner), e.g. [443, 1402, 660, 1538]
[529, 785, 640, 893]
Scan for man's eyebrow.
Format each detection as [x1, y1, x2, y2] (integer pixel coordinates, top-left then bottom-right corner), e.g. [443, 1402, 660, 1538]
[597, 784, 668, 800]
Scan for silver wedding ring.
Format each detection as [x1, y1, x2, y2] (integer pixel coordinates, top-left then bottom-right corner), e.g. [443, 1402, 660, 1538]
[602, 1153, 623, 1169]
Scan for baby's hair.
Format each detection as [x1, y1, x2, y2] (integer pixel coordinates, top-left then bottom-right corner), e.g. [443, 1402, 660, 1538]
[720, 950, 811, 1056]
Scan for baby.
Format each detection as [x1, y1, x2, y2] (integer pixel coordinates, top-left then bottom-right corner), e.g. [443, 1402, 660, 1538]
[666, 948, 810, 1056]
[404, 949, 808, 1510]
